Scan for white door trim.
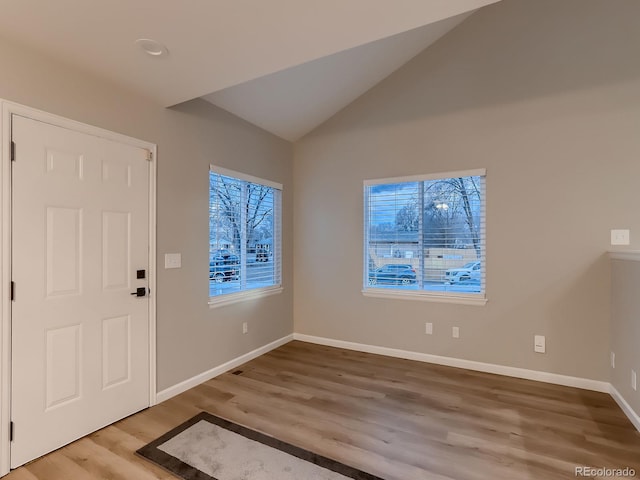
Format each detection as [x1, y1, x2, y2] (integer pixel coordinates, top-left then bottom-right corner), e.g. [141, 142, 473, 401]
[0, 100, 157, 476]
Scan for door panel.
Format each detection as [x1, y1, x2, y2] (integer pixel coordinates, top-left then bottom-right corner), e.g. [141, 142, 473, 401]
[46, 206, 83, 297]
[10, 115, 151, 468]
[102, 211, 131, 290]
[45, 324, 82, 410]
[102, 314, 131, 389]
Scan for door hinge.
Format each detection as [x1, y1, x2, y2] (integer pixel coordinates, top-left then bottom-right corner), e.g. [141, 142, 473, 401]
[10, 281, 14, 301]
[10, 141, 16, 162]
[145, 149, 153, 161]
[9, 422, 13, 442]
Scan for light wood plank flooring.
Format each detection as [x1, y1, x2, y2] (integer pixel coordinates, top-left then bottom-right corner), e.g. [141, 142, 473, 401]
[7, 341, 640, 480]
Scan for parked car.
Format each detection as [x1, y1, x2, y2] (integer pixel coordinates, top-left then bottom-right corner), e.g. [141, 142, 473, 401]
[209, 249, 239, 282]
[255, 247, 270, 262]
[369, 264, 416, 286]
[444, 261, 481, 284]
[247, 247, 271, 263]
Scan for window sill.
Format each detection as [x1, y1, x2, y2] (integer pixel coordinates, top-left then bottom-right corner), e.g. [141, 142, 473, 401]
[209, 286, 283, 309]
[362, 288, 487, 306]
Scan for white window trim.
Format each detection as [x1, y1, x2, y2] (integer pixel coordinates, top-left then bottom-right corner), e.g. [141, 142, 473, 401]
[210, 164, 283, 190]
[362, 288, 487, 306]
[363, 169, 486, 306]
[364, 168, 486, 187]
[209, 165, 283, 305]
[209, 285, 283, 308]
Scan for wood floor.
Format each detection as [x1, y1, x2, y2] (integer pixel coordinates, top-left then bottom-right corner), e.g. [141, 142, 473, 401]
[7, 341, 640, 480]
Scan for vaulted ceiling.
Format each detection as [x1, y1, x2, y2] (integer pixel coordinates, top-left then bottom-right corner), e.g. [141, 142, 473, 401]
[0, 0, 500, 140]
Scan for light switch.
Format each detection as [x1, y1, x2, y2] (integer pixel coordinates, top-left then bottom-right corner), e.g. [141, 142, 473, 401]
[534, 335, 545, 353]
[164, 253, 182, 269]
[611, 229, 630, 246]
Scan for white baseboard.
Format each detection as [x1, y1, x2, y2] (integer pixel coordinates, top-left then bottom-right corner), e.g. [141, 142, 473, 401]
[610, 385, 640, 432]
[155, 334, 293, 404]
[292, 333, 610, 393]
[154, 332, 640, 434]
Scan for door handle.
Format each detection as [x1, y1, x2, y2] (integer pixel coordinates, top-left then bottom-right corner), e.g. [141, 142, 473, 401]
[130, 287, 147, 297]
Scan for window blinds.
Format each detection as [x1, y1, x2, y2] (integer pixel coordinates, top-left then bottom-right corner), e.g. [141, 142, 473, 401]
[364, 171, 485, 297]
[209, 167, 282, 297]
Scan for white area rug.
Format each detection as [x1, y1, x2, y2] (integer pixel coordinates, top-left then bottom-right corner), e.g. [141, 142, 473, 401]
[137, 412, 384, 480]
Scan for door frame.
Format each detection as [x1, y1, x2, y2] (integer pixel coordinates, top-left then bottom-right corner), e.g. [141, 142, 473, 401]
[0, 100, 158, 476]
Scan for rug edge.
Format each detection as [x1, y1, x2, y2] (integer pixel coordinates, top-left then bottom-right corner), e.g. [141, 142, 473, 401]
[136, 412, 217, 480]
[137, 411, 385, 480]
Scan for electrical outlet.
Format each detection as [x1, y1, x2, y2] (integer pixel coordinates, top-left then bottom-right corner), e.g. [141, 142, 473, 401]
[425, 322, 433, 335]
[452, 326, 460, 339]
[611, 352, 615, 369]
[534, 335, 546, 354]
[242, 322, 248, 334]
[632, 370, 637, 391]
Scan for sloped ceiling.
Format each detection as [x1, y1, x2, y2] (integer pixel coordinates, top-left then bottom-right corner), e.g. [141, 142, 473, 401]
[0, 0, 500, 140]
[203, 14, 472, 141]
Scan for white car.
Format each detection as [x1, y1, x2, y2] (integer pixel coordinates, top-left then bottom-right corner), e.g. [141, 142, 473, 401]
[444, 261, 481, 284]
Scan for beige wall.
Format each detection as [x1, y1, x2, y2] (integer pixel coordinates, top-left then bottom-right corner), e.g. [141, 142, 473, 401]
[0, 37, 293, 391]
[610, 259, 640, 418]
[3, 0, 639, 395]
[293, 0, 640, 381]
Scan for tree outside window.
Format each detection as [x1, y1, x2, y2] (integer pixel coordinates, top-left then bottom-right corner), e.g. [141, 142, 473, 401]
[365, 171, 485, 297]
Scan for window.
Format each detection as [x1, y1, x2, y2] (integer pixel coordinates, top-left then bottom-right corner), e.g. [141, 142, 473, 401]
[209, 166, 282, 306]
[363, 169, 486, 305]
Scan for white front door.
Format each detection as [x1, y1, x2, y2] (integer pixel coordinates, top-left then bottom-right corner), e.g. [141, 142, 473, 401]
[10, 115, 151, 468]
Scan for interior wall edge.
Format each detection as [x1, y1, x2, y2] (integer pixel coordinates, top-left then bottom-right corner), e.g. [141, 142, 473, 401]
[155, 334, 294, 404]
[610, 384, 640, 432]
